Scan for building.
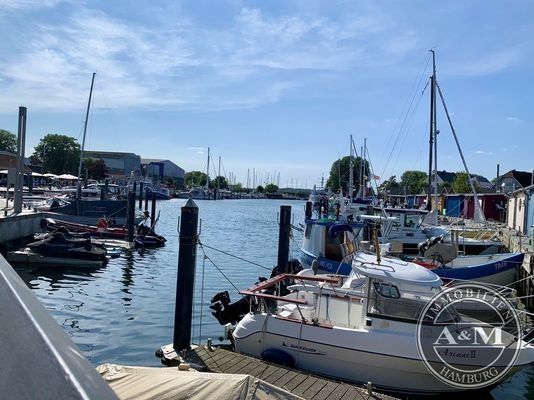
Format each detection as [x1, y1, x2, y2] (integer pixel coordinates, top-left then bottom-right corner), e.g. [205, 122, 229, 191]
[84, 151, 141, 182]
[495, 169, 534, 195]
[432, 170, 493, 191]
[444, 193, 507, 222]
[507, 185, 534, 238]
[141, 158, 185, 188]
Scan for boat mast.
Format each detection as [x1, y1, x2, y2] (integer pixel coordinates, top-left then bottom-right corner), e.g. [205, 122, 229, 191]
[426, 50, 436, 211]
[205, 147, 210, 190]
[348, 135, 354, 201]
[218, 155, 221, 191]
[77, 72, 96, 199]
[432, 51, 439, 211]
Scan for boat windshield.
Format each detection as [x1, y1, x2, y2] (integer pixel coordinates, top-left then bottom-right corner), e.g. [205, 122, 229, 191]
[367, 280, 459, 323]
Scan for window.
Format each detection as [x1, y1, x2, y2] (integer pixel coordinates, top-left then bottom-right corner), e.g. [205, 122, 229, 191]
[373, 283, 400, 299]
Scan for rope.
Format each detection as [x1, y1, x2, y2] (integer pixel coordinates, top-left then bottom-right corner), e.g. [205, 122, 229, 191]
[198, 243, 240, 292]
[199, 240, 272, 271]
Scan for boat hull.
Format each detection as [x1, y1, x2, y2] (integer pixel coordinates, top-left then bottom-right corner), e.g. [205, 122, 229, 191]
[431, 253, 524, 286]
[233, 313, 531, 394]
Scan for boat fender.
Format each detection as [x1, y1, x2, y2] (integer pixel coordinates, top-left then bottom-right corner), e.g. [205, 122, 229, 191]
[261, 349, 295, 368]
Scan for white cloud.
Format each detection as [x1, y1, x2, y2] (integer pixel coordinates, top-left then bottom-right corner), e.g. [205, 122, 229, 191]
[0, 0, 65, 13]
[187, 147, 206, 155]
[474, 150, 494, 156]
[506, 116, 523, 122]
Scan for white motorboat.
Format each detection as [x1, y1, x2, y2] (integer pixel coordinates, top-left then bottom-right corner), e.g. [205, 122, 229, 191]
[230, 252, 534, 394]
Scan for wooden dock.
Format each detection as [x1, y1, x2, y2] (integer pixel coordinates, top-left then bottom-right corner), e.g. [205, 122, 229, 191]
[183, 345, 398, 400]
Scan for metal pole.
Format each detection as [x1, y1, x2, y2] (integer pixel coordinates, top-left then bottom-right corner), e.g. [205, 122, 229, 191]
[14, 107, 27, 213]
[77, 72, 96, 199]
[173, 199, 199, 351]
[276, 205, 291, 273]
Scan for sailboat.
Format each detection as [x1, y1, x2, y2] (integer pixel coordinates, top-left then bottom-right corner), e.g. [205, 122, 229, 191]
[41, 73, 142, 226]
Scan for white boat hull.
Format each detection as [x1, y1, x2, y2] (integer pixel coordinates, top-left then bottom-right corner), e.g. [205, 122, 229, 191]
[233, 313, 532, 394]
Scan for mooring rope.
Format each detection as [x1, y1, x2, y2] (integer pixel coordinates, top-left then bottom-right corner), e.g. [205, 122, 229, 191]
[198, 243, 241, 292]
[198, 241, 272, 271]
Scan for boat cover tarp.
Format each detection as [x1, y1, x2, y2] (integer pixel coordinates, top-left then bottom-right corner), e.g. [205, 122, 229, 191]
[97, 363, 303, 400]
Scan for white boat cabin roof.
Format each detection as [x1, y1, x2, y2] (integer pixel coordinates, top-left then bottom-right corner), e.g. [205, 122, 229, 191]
[351, 252, 443, 288]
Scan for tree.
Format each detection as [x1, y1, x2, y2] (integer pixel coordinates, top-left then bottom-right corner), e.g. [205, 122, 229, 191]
[33, 134, 80, 174]
[452, 171, 480, 193]
[210, 175, 228, 190]
[325, 156, 368, 195]
[256, 185, 264, 193]
[84, 158, 108, 180]
[0, 129, 17, 153]
[400, 170, 428, 194]
[184, 171, 208, 187]
[377, 176, 400, 194]
[264, 183, 279, 194]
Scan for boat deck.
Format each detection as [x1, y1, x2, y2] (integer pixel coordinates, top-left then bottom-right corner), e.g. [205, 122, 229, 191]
[183, 345, 398, 400]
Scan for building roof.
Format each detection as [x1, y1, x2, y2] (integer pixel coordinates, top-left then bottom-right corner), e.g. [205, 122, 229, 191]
[85, 150, 139, 158]
[501, 169, 534, 188]
[435, 170, 457, 184]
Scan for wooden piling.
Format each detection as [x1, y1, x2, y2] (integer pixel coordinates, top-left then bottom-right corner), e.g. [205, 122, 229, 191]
[173, 199, 199, 351]
[151, 192, 157, 228]
[127, 191, 136, 243]
[277, 205, 291, 273]
[138, 182, 144, 209]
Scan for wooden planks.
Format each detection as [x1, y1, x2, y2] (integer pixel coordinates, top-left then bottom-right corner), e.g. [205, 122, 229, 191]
[187, 346, 397, 400]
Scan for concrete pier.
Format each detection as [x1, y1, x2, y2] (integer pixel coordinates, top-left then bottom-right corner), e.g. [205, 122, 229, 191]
[0, 198, 42, 243]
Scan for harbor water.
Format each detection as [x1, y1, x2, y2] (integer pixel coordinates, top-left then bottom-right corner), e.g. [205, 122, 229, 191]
[11, 198, 534, 399]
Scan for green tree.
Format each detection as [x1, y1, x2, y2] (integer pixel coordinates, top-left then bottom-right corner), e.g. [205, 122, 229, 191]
[184, 171, 208, 187]
[256, 185, 264, 193]
[400, 170, 428, 194]
[84, 157, 108, 180]
[377, 176, 400, 194]
[0, 129, 17, 153]
[264, 183, 279, 194]
[452, 171, 480, 193]
[210, 175, 228, 190]
[325, 156, 368, 195]
[33, 134, 80, 174]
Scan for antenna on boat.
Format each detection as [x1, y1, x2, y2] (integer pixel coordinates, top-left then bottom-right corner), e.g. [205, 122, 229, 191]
[373, 227, 381, 264]
[77, 72, 96, 199]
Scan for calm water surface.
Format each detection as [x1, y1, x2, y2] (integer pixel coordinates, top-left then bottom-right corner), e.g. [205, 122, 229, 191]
[12, 198, 534, 399]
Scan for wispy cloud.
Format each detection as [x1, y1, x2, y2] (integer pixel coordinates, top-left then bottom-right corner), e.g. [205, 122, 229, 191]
[187, 147, 206, 155]
[506, 116, 523, 122]
[0, 3, 421, 112]
[445, 47, 525, 77]
[474, 150, 494, 156]
[0, 0, 65, 14]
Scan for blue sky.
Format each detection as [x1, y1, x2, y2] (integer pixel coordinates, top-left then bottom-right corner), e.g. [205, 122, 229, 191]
[0, 0, 532, 189]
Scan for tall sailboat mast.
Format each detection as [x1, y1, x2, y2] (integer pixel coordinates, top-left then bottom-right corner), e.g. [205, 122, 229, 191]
[426, 50, 436, 210]
[77, 72, 96, 199]
[348, 135, 354, 201]
[205, 147, 210, 190]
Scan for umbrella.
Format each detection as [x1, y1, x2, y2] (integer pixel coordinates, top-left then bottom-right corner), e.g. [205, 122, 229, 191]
[29, 172, 43, 177]
[56, 174, 78, 180]
[43, 173, 58, 178]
